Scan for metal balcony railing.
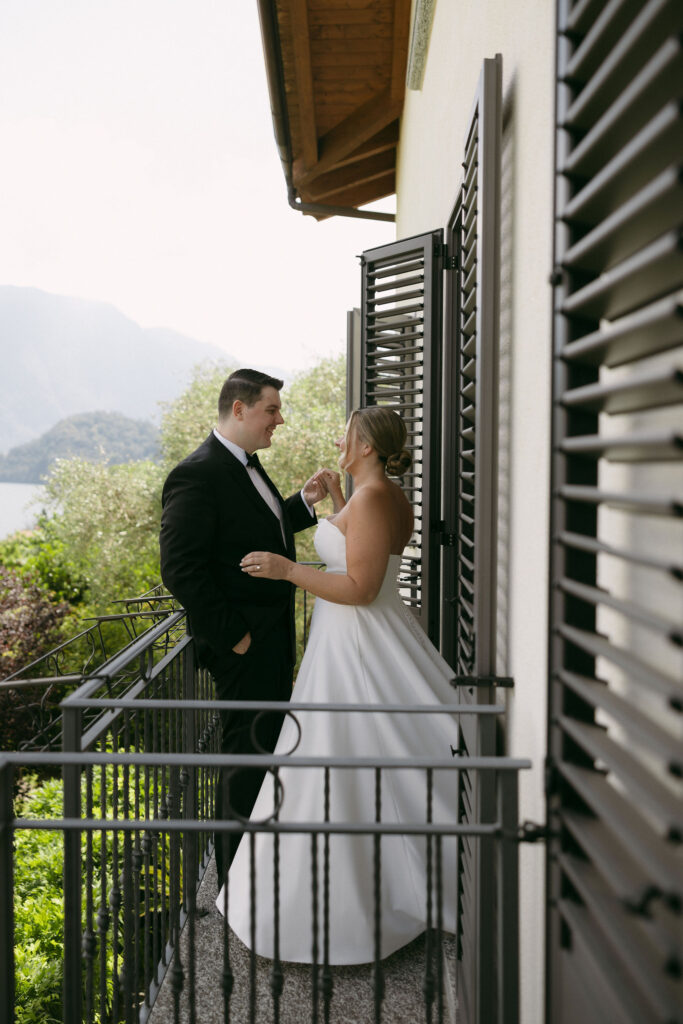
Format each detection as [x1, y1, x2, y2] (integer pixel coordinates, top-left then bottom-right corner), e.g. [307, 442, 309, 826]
[1, 593, 529, 1024]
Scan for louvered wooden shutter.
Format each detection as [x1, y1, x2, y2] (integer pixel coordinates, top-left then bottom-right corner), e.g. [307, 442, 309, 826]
[359, 232, 444, 641]
[548, 2, 683, 1022]
[441, 56, 504, 1024]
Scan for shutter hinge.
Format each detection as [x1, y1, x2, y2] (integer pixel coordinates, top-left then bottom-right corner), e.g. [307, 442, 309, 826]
[434, 242, 457, 270]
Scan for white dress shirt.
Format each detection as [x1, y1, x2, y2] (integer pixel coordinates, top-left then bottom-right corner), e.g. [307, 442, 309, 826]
[213, 429, 313, 543]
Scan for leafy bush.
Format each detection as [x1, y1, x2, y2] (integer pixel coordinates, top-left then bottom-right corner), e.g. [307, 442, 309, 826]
[0, 569, 74, 749]
[39, 457, 165, 612]
[0, 517, 88, 606]
[13, 776, 68, 1023]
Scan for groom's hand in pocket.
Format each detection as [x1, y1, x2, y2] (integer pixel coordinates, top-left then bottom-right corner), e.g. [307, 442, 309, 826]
[232, 631, 252, 655]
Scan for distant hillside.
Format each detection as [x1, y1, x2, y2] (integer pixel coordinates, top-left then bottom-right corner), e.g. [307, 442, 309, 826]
[0, 411, 160, 483]
[0, 286, 235, 453]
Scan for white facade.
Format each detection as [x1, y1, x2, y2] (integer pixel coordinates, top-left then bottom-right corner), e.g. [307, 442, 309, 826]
[395, 3, 558, 1020]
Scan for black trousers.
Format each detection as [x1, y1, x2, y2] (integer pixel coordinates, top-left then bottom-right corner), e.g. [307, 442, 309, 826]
[211, 621, 293, 885]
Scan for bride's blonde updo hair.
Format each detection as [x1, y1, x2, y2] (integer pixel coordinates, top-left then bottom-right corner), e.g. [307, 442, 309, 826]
[349, 406, 412, 477]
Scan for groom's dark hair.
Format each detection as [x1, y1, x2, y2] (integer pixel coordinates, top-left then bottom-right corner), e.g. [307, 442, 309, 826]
[218, 368, 284, 419]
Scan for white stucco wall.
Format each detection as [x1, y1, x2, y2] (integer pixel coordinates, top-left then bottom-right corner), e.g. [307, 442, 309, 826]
[395, 3, 556, 1021]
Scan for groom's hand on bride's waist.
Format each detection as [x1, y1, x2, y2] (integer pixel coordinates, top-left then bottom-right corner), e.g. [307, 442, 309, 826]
[240, 552, 292, 581]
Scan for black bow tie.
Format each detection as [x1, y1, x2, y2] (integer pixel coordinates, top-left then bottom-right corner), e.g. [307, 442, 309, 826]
[245, 452, 262, 470]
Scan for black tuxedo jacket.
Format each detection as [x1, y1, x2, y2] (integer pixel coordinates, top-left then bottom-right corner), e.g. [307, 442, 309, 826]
[159, 433, 315, 669]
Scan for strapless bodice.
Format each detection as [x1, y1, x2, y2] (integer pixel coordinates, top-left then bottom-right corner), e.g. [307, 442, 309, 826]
[315, 518, 402, 598]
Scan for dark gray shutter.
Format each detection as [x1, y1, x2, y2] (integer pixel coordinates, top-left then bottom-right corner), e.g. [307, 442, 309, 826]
[443, 55, 502, 680]
[548, 2, 683, 1022]
[359, 231, 444, 641]
[442, 56, 504, 1024]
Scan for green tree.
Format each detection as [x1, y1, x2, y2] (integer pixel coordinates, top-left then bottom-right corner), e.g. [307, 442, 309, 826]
[159, 362, 235, 470]
[39, 457, 164, 610]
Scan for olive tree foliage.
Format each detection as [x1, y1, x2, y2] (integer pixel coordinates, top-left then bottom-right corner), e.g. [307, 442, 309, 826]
[40, 457, 165, 609]
[159, 362, 236, 471]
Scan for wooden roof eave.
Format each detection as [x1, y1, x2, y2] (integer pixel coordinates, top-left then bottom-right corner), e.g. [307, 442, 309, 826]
[257, 0, 410, 223]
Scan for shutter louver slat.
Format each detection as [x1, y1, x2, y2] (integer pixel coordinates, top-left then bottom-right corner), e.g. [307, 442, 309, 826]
[558, 670, 683, 767]
[558, 762, 682, 894]
[562, 290, 683, 366]
[558, 855, 680, 1017]
[564, 0, 681, 128]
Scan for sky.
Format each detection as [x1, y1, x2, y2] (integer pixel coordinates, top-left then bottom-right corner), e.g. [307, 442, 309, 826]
[0, 0, 395, 371]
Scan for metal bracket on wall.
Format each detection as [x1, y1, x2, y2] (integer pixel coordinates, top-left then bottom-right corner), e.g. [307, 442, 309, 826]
[509, 820, 558, 844]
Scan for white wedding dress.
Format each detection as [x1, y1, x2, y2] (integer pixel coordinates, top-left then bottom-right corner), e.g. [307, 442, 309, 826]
[217, 518, 459, 964]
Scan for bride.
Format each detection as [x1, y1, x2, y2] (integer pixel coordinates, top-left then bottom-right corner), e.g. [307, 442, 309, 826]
[216, 406, 458, 964]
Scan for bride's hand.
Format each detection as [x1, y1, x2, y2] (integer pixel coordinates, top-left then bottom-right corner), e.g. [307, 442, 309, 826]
[318, 468, 345, 512]
[240, 551, 292, 581]
[319, 468, 342, 494]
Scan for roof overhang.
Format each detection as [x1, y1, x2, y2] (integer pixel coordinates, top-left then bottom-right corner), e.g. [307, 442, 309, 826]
[257, 0, 412, 222]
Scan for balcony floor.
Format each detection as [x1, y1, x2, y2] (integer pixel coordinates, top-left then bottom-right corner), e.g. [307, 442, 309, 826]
[149, 856, 457, 1023]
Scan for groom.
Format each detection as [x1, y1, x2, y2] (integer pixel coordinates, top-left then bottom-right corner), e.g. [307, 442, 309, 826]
[159, 368, 326, 882]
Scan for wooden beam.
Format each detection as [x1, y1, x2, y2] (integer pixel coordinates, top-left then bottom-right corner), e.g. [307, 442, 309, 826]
[289, 0, 318, 171]
[310, 22, 393, 40]
[311, 38, 393, 56]
[304, 150, 396, 201]
[293, 88, 401, 187]
[390, 0, 412, 102]
[309, 8, 392, 26]
[329, 122, 399, 169]
[303, 171, 396, 217]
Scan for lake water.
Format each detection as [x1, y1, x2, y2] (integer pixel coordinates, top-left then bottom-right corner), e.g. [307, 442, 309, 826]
[0, 482, 47, 539]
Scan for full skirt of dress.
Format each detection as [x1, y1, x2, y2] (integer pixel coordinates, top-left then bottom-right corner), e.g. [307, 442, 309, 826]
[217, 519, 459, 964]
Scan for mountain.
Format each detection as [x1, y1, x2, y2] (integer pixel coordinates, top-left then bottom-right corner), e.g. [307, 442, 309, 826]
[0, 286, 235, 453]
[0, 411, 160, 483]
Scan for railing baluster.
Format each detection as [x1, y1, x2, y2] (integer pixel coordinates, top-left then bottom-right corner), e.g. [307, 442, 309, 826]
[83, 764, 95, 1024]
[97, 754, 110, 1023]
[121, 709, 134, 1024]
[322, 766, 333, 1023]
[169, 771, 185, 1024]
[0, 759, 15, 1024]
[424, 767, 434, 1024]
[436, 833, 444, 1024]
[249, 831, 257, 1023]
[311, 830, 319, 1024]
[271, 766, 283, 1024]
[373, 766, 384, 1024]
[62, 703, 83, 1024]
[222, 854, 233, 1023]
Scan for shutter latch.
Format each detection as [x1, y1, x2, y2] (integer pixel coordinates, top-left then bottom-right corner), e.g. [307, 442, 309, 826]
[510, 821, 557, 844]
